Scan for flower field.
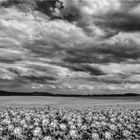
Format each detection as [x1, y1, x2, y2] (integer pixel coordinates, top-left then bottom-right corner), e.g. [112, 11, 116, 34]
[0, 104, 139, 140]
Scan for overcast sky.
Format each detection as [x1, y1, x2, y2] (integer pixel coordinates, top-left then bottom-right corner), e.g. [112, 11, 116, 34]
[0, 0, 140, 94]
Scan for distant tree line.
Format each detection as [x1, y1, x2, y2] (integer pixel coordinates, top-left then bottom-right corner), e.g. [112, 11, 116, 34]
[0, 90, 139, 97]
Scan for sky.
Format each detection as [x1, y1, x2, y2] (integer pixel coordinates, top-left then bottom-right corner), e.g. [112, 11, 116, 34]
[0, 0, 140, 94]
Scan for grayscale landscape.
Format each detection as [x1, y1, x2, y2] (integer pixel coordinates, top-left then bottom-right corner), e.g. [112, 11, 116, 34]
[0, 0, 140, 139]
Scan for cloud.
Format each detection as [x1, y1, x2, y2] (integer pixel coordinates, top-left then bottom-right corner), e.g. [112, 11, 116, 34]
[61, 63, 106, 76]
[86, 63, 140, 85]
[91, 1, 140, 33]
[8, 67, 57, 84]
[0, 0, 64, 19]
[0, 0, 140, 93]
[31, 84, 44, 89]
[95, 12, 140, 32]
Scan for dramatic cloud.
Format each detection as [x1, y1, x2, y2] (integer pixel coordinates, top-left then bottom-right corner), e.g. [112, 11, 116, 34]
[95, 12, 140, 32]
[0, 0, 140, 94]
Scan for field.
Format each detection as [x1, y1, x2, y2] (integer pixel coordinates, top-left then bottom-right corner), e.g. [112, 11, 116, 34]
[0, 96, 140, 107]
[0, 96, 140, 140]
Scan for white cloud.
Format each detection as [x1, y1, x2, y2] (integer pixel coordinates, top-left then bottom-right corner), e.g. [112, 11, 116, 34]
[31, 84, 44, 89]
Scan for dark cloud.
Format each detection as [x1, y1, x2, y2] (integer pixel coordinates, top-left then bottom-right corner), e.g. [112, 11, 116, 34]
[21, 75, 56, 83]
[23, 40, 63, 58]
[95, 41, 140, 61]
[60, 1, 81, 22]
[0, 53, 23, 63]
[69, 64, 105, 76]
[8, 67, 21, 76]
[0, 0, 22, 7]
[63, 39, 140, 64]
[0, 78, 27, 89]
[87, 75, 140, 85]
[95, 12, 140, 32]
[8, 67, 57, 84]
[87, 77, 124, 84]
[53, 62, 106, 76]
[121, 0, 140, 11]
[0, 0, 64, 18]
[36, 0, 64, 18]
[63, 51, 115, 64]
[0, 58, 21, 64]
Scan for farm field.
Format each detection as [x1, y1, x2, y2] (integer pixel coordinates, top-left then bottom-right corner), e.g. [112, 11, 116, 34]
[0, 96, 140, 139]
[0, 96, 140, 106]
[0, 101, 139, 139]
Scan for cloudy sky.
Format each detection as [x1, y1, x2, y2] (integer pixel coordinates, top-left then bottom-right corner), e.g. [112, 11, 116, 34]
[0, 0, 140, 94]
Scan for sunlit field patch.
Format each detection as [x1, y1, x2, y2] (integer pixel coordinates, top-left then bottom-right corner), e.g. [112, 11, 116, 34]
[0, 104, 139, 140]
